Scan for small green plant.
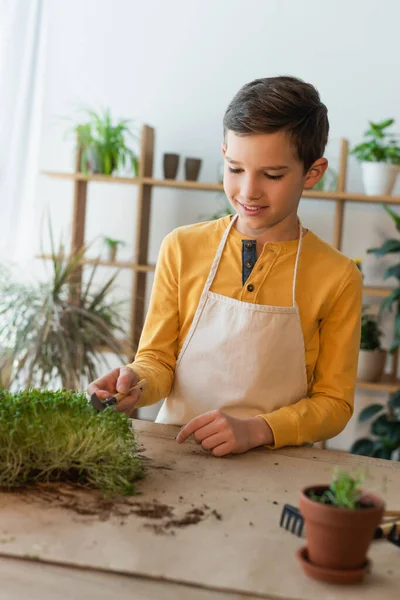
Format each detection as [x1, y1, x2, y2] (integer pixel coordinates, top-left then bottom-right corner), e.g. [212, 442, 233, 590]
[360, 309, 382, 351]
[0, 389, 143, 496]
[351, 119, 400, 164]
[104, 237, 126, 250]
[351, 390, 400, 460]
[368, 204, 400, 352]
[74, 108, 139, 176]
[309, 469, 365, 509]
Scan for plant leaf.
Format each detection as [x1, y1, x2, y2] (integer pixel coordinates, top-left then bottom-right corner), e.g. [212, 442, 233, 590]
[358, 404, 384, 423]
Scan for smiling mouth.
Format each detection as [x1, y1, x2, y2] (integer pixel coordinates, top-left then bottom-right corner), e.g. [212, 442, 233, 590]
[237, 201, 267, 211]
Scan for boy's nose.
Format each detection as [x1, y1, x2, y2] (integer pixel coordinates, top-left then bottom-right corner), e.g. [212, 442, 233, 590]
[240, 175, 262, 201]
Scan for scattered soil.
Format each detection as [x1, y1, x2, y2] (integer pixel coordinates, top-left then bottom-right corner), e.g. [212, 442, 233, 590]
[273, 501, 279, 505]
[12, 482, 222, 533]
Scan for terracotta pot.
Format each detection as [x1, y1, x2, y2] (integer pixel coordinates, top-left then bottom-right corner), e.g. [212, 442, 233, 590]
[163, 154, 180, 179]
[300, 486, 385, 571]
[357, 349, 386, 382]
[184, 158, 202, 181]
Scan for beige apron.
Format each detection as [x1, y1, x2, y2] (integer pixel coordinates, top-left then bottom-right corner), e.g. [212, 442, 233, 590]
[156, 214, 308, 425]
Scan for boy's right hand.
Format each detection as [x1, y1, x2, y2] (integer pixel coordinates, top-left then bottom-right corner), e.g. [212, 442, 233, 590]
[87, 367, 142, 415]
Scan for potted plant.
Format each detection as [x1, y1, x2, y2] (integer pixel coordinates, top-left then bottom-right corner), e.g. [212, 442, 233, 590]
[357, 309, 386, 382]
[0, 234, 132, 390]
[368, 204, 400, 353]
[351, 119, 400, 195]
[104, 237, 126, 262]
[298, 469, 385, 584]
[74, 108, 139, 176]
[351, 389, 400, 460]
[0, 388, 143, 496]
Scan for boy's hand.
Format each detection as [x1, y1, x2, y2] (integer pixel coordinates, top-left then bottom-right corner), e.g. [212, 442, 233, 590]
[87, 367, 142, 415]
[176, 410, 274, 456]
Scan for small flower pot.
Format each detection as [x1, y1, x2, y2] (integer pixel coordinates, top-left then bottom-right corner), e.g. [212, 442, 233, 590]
[108, 246, 117, 263]
[163, 153, 180, 179]
[298, 485, 384, 583]
[184, 158, 202, 181]
[357, 349, 386, 382]
[361, 162, 398, 196]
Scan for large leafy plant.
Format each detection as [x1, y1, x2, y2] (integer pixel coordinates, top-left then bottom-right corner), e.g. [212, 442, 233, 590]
[75, 108, 139, 176]
[0, 389, 143, 495]
[351, 391, 400, 460]
[351, 119, 400, 164]
[368, 205, 400, 352]
[0, 233, 132, 390]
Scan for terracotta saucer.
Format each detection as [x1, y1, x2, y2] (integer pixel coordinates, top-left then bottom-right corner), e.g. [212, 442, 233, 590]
[296, 546, 371, 584]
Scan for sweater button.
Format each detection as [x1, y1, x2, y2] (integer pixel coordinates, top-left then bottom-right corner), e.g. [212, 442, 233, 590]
[247, 284, 255, 292]
[245, 261, 253, 269]
[245, 242, 253, 249]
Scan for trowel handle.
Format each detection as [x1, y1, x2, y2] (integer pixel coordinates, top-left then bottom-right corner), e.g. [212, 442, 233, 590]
[112, 379, 147, 403]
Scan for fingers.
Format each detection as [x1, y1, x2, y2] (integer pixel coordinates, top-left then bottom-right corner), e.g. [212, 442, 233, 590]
[211, 442, 232, 457]
[176, 410, 220, 443]
[87, 368, 120, 397]
[115, 390, 141, 415]
[200, 432, 227, 451]
[116, 367, 138, 394]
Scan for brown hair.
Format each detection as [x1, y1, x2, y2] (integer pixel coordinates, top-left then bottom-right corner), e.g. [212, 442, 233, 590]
[223, 76, 329, 171]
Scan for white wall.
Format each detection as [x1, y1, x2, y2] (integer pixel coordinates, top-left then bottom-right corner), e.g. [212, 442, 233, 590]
[36, 0, 400, 447]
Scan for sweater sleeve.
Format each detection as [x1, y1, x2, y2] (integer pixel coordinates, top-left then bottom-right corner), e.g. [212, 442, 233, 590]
[126, 230, 180, 408]
[259, 261, 363, 448]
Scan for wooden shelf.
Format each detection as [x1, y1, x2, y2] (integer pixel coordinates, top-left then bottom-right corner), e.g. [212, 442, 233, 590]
[42, 171, 400, 203]
[356, 374, 400, 393]
[142, 177, 224, 192]
[37, 254, 156, 272]
[363, 285, 394, 297]
[42, 171, 140, 185]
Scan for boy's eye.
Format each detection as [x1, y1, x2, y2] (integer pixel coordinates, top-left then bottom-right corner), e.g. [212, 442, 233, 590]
[228, 167, 283, 181]
[264, 173, 284, 180]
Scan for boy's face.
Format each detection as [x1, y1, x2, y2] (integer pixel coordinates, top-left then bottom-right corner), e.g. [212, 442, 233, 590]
[222, 131, 327, 236]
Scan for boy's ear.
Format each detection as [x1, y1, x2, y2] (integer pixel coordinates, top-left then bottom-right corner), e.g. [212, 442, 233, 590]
[303, 158, 329, 189]
[221, 142, 227, 157]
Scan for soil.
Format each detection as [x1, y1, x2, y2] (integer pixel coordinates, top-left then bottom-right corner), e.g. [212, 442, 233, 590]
[13, 482, 222, 533]
[306, 489, 373, 510]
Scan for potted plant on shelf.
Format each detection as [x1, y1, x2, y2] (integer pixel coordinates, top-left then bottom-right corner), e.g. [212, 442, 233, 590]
[357, 308, 386, 382]
[74, 108, 139, 176]
[104, 237, 126, 262]
[351, 390, 400, 460]
[297, 469, 385, 584]
[351, 119, 400, 196]
[368, 204, 400, 354]
[0, 235, 132, 390]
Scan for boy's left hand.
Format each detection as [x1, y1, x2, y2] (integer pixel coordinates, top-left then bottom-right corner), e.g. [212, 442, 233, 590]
[176, 410, 274, 456]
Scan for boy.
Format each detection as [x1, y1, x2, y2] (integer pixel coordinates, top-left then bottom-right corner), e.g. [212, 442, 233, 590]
[88, 76, 362, 456]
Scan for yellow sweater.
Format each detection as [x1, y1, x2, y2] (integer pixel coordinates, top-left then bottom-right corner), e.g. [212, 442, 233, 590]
[130, 216, 362, 449]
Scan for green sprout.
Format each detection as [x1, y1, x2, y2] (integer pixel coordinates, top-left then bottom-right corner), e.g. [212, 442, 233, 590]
[0, 389, 143, 496]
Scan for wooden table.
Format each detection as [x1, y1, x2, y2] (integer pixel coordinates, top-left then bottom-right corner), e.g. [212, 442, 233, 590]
[0, 420, 399, 600]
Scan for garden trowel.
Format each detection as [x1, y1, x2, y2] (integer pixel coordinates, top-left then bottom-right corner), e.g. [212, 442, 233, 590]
[90, 379, 147, 412]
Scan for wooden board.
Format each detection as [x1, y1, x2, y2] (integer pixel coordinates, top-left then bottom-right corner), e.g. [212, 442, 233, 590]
[0, 420, 399, 600]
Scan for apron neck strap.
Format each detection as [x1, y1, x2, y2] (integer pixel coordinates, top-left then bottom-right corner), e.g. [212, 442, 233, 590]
[203, 214, 303, 306]
[292, 219, 303, 307]
[202, 214, 238, 295]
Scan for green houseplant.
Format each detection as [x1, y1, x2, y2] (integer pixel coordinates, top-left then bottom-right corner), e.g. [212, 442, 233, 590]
[104, 237, 126, 262]
[0, 388, 143, 496]
[357, 309, 386, 382]
[351, 390, 400, 460]
[368, 204, 400, 353]
[74, 108, 139, 176]
[298, 469, 384, 584]
[0, 234, 131, 390]
[351, 119, 400, 195]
